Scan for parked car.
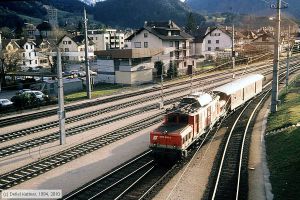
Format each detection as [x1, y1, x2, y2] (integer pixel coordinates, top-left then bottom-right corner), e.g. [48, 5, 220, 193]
[23, 90, 48, 101]
[16, 89, 31, 95]
[0, 99, 13, 108]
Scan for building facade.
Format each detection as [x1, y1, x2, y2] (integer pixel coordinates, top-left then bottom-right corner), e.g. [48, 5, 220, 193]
[87, 29, 125, 51]
[58, 35, 95, 62]
[126, 21, 195, 74]
[94, 48, 163, 85]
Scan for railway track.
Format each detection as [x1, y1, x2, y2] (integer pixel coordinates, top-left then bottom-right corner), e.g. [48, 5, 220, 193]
[0, 64, 299, 192]
[2, 63, 300, 158]
[0, 59, 296, 128]
[0, 85, 188, 143]
[0, 113, 164, 189]
[63, 151, 170, 200]
[1, 61, 296, 143]
[0, 67, 277, 159]
[63, 122, 222, 200]
[204, 70, 297, 200]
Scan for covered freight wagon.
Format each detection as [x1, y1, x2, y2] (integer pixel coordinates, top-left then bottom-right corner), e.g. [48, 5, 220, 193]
[212, 74, 264, 110]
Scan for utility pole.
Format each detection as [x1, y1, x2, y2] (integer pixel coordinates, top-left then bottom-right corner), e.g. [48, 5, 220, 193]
[84, 7, 92, 99]
[232, 24, 235, 69]
[286, 26, 291, 91]
[57, 48, 65, 145]
[160, 63, 164, 109]
[271, 0, 287, 113]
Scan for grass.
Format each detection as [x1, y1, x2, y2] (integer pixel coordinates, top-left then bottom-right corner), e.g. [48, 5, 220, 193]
[267, 76, 300, 132]
[64, 84, 125, 102]
[266, 75, 300, 200]
[266, 128, 300, 200]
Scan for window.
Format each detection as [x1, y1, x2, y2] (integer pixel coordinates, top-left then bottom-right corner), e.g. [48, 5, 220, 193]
[134, 42, 141, 48]
[208, 40, 211, 44]
[23, 61, 25, 65]
[68, 41, 72, 44]
[216, 40, 219, 44]
[144, 32, 148, 38]
[169, 41, 173, 47]
[40, 59, 47, 64]
[31, 45, 33, 49]
[63, 41, 67, 45]
[168, 115, 177, 123]
[65, 48, 69, 52]
[26, 45, 28, 49]
[29, 60, 32, 65]
[144, 42, 148, 48]
[23, 53, 25, 57]
[95, 37, 98, 40]
[29, 52, 31, 57]
[208, 47, 211, 51]
[35, 60, 37, 64]
[215, 47, 219, 50]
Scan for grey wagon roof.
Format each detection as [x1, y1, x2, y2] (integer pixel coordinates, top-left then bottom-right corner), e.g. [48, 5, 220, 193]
[213, 74, 264, 95]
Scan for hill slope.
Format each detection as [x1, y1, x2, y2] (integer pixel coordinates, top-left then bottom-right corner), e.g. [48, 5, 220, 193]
[0, 0, 205, 29]
[186, 0, 300, 20]
[93, 0, 205, 28]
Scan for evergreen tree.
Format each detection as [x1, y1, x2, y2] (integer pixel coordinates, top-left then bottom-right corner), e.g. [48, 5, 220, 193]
[167, 61, 178, 79]
[15, 21, 24, 38]
[185, 12, 197, 34]
[154, 60, 164, 77]
[77, 21, 83, 33]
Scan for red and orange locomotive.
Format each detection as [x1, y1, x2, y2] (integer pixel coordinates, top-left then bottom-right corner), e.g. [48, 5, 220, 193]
[150, 74, 264, 159]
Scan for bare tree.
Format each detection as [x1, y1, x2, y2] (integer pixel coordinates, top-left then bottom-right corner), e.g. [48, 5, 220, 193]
[0, 51, 22, 90]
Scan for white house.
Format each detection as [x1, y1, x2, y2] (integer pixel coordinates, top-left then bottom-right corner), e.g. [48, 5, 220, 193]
[58, 35, 95, 62]
[18, 40, 39, 69]
[202, 27, 233, 58]
[126, 21, 195, 74]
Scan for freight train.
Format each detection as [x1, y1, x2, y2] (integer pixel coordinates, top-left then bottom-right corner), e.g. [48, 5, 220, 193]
[150, 74, 264, 159]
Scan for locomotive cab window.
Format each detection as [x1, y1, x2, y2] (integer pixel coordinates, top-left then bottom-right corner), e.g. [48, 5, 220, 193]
[167, 115, 177, 123]
[179, 115, 188, 124]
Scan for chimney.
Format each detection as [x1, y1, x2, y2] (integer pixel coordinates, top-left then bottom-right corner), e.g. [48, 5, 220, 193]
[144, 21, 148, 27]
[226, 26, 228, 30]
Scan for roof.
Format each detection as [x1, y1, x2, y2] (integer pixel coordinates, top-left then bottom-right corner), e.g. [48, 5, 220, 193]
[252, 33, 275, 42]
[241, 30, 257, 39]
[186, 92, 213, 107]
[192, 27, 208, 43]
[94, 48, 164, 59]
[126, 20, 193, 41]
[213, 74, 264, 95]
[204, 26, 243, 40]
[58, 35, 94, 46]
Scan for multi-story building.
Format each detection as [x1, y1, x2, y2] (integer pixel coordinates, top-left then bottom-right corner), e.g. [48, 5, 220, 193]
[58, 35, 95, 62]
[126, 20, 194, 74]
[47, 6, 58, 28]
[87, 29, 125, 51]
[93, 48, 163, 85]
